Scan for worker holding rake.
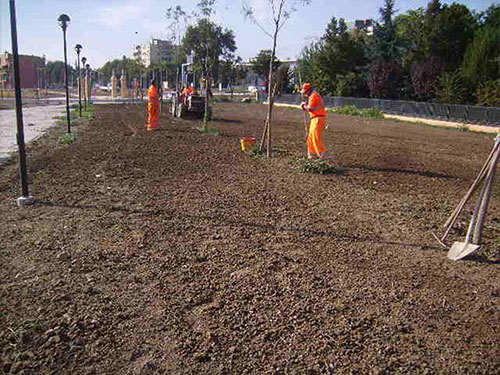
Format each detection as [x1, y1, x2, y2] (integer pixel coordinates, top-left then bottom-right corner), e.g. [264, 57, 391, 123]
[146, 80, 160, 131]
[301, 83, 327, 159]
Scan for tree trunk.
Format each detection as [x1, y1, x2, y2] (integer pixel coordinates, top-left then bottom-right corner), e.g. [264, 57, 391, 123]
[264, 28, 279, 158]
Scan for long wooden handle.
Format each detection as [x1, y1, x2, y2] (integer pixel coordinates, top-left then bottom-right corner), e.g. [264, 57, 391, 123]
[443, 138, 500, 230]
[472, 143, 500, 244]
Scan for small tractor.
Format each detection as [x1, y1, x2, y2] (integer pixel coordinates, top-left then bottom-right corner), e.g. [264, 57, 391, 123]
[170, 91, 205, 119]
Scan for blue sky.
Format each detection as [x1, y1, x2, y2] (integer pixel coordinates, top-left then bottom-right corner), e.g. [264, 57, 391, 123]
[0, 0, 495, 68]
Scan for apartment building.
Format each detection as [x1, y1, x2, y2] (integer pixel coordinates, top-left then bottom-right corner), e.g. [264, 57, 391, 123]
[0, 52, 45, 89]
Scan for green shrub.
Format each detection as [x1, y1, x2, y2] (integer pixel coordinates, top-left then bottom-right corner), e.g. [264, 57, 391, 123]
[333, 105, 361, 116]
[476, 79, 500, 107]
[59, 133, 77, 146]
[291, 157, 341, 175]
[329, 105, 384, 118]
[360, 108, 384, 118]
[434, 70, 468, 104]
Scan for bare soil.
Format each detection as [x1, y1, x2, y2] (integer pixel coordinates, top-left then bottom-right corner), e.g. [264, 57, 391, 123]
[1, 102, 499, 375]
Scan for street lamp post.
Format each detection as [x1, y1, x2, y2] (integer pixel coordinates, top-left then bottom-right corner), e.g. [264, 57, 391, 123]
[58, 14, 71, 133]
[81, 56, 87, 111]
[85, 63, 91, 105]
[75, 44, 82, 116]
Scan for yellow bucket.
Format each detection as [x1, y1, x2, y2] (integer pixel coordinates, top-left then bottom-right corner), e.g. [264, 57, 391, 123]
[239, 137, 256, 151]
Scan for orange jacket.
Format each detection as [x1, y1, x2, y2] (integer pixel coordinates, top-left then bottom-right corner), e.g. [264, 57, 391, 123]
[148, 85, 160, 103]
[307, 91, 326, 118]
[187, 87, 194, 95]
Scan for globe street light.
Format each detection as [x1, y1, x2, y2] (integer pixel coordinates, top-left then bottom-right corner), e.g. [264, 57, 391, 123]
[58, 14, 71, 133]
[74, 44, 82, 116]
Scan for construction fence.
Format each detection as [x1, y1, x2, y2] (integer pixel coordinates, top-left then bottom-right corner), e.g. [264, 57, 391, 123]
[269, 94, 500, 127]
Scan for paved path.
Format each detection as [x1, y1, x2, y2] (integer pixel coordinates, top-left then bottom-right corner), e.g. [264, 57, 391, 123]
[0, 105, 65, 163]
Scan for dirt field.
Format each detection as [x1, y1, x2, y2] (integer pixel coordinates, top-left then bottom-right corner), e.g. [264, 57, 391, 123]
[1, 102, 499, 375]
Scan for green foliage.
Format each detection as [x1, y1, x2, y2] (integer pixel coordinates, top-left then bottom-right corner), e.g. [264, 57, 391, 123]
[475, 79, 500, 107]
[182, 19, 236, 79]
[218, 55, 246, 87]
[434, 70, 468, 104]
[251, 50, 281, 80]
[291, 157, 339, 175]
[297, 17, 368, 96]
[44, 60, 76, 86]
[395, 8, 426, 65]
[426, 3, 477, 70]
[250, 144, 265, 159]
[99, 57, 144, 86]
[369, 0, 402, 61]
[480, 4, 500, 29]
[59, 133, 77, 146]
[462, 26, 500, 87]
[330, 105, 384, 118]
[198, 124, 219, 135]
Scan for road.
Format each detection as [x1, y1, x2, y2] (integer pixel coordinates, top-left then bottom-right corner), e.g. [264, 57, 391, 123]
[0, 104, 65, 162]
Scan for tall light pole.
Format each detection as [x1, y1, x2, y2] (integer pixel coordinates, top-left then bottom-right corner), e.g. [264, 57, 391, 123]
[58, 14, 71, 133]
[81, 56, 87, 111]
[85, 63, 91, 105]
[10, 0, 33, 206]
[75, 44, 82, 116]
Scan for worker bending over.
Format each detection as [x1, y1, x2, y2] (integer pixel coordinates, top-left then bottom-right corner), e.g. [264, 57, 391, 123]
[147, 80, 160, 131]
[301, 83, 327, 159]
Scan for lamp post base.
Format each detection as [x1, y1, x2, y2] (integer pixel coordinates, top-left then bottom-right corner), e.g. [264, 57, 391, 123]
[17, 195, 34, 207]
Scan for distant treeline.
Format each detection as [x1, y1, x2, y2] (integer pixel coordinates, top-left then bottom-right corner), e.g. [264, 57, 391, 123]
[295, 1, 500, 107]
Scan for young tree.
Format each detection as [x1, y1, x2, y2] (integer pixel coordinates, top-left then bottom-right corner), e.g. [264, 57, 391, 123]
[183, 2, 236, 125]
[166, 5, 190, 88]
[243, 0, 311, 158]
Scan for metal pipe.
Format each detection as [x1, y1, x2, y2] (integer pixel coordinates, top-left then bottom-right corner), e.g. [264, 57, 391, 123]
[9, 0, 32, 203]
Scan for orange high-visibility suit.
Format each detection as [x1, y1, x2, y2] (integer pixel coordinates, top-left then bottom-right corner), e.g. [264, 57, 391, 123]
[187, 86, 194, 95]
[147, 84, 160, 131]
[305, 90, 327, 158]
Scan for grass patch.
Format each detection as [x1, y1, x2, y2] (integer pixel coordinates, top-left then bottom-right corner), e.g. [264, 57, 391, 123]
[250, 144, 265, 159]
[59, 132, 77, 146]
[291, 157, 343, 175]
[197, 124, 220, 136]
[329, 105, 384, 118]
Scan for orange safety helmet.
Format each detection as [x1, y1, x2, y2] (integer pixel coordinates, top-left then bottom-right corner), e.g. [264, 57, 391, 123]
[301, 82, 312, 94]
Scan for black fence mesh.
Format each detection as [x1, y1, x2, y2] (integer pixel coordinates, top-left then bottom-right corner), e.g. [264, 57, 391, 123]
[270, 94, 500, 127]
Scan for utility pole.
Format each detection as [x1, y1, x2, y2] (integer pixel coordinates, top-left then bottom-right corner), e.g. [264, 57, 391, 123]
[10, 0, 33, 206]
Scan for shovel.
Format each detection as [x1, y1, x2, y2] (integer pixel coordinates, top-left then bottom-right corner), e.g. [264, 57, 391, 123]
[448, 138, 500, 260]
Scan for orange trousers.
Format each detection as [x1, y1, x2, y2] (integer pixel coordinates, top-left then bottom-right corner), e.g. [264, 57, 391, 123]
[147, 102, 159, 131]
[307, 116, 326, 158]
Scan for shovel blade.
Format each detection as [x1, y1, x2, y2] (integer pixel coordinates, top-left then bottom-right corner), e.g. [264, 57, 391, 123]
[447, 242, 480, 260]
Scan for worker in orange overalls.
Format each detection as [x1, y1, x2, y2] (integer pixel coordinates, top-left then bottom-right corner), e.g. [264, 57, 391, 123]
[146, 80, 160, 131]
[301, 82, 327, 159]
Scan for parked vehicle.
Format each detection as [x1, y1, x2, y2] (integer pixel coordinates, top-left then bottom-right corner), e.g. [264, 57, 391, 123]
[170, 91, 205, 119]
